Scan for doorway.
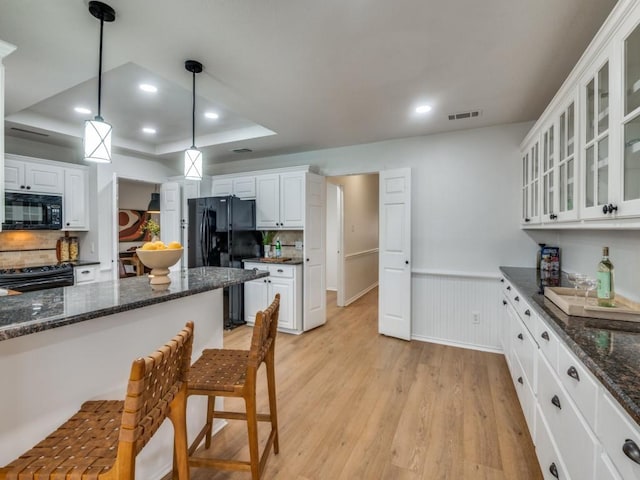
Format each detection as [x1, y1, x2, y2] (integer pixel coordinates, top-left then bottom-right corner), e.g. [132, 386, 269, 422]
[325, 173, 379, 308]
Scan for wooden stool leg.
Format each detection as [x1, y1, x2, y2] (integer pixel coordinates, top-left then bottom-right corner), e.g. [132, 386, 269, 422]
[168, 386, 190, 480]
[266, 354, 279, 454]
[205, 395, 216, 449]
[245, 392, 260, 480]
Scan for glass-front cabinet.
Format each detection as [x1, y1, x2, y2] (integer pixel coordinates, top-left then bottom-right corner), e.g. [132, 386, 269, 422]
[556, 99, 578, 221]
[541, 124, 556, 222]
[521, 139, 540, 225]
[621, 20, 640, 216]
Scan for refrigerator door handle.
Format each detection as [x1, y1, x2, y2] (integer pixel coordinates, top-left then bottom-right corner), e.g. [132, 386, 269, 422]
[200, 209, 207, 266]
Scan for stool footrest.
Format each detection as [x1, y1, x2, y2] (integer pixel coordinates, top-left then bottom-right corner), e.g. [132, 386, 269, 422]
[214, 410, 272, 422]
[189, 457, 252, 471]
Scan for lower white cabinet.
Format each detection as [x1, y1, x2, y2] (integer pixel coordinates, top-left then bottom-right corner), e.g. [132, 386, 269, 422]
[244, 262, 302, 333]
[535, 404, 570, 480]
[74, 265, 98, 284]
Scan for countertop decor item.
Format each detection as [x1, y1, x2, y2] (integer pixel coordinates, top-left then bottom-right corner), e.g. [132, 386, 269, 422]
[544, 286, 640, 322]
[142, 218, 160, 240]
[184, 60, 204, 180]
[136, 247, 182, 290]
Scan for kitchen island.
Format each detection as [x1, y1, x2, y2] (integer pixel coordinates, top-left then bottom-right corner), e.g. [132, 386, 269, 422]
[0, 266, 268, 478]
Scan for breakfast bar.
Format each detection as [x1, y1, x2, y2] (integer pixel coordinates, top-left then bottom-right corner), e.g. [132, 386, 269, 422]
[0, 266, 268, 479]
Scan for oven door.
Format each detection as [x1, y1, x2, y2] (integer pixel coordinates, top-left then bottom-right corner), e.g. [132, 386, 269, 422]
[3, 192, 63, 230]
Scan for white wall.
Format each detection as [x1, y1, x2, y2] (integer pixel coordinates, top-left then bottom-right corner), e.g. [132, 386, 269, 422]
[211, 122, 535, 350]
[326, 182, 338, 291]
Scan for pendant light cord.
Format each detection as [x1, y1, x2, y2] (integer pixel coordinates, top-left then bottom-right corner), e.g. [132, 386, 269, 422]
[191, 70, 196, 148]
[97, 16, 104, 120]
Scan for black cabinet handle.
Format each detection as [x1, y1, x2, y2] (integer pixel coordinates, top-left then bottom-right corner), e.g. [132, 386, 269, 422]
[502, 300, 507, 306]
[541, 331, 550, 341]
[20, 185, 25, 189]
[514, 296, 520, 302]
[81, 270, 90, 274]
[263, 279, 267, 283]
[500, 278, 504, 283]
[524, 218, 531, 222]
[517, 376, 523, 385]
[603, 204, 619, 215]
[623, 439, 640, 465]
[549, 463, 559, 478]
[277, 269, 283, 273]
[26, 185, 31, 190]
[551, 395, 562, 409]
[549, 213, 557, 220]
[306, 258, 310, 262]
[567, 366, 580, 382]
[507, 286, 511, 291]
[517, 333, 524, 340]
[405, 260, 409, 265]
[524, 309, 531, 316]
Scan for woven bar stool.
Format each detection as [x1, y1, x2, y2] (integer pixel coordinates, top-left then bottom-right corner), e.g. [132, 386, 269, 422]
[184, 294, 280, 480]
[0, 321, 194, 480]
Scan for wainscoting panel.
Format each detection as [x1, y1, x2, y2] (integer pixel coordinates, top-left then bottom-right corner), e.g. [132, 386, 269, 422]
[344, 248, 378, 305]
[411, 271, 502, 352]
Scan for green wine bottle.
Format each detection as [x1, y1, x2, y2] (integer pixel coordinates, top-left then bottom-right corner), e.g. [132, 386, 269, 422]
[597, 246, 615, 307]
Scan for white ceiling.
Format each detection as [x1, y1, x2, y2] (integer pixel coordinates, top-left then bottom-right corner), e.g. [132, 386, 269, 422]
[0, 0, 618, 173]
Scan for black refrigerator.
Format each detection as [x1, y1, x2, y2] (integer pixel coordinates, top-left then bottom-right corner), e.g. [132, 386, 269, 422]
[187, 196, 261, 328]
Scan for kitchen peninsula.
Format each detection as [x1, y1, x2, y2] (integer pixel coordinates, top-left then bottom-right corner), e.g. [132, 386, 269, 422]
[0, 266, 268, 479]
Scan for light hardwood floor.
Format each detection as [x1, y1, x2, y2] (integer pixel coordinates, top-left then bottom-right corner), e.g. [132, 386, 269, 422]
[184, 288, 542, 480]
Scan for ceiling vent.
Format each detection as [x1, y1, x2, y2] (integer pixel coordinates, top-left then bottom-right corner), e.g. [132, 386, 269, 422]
[232, 148, 253, 153]
[10, 127, 50, 137]
[448, 110, 481, 121]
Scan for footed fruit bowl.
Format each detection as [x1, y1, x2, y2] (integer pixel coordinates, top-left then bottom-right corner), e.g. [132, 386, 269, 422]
[135, 245, 183, 290]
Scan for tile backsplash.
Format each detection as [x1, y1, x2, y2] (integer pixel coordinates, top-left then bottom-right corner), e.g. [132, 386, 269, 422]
[0, 231, 61, 267]
[265, 230, 303, 259]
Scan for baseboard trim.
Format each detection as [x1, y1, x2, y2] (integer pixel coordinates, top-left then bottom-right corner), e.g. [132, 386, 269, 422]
[345, 282, 378, 306]
[411, 334, 503, 354]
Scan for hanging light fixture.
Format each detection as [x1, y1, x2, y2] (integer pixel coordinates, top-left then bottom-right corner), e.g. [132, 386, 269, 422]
[184, 60, 203, 180]
[147, 193, 161, 213]
[84, 1, 115, 163]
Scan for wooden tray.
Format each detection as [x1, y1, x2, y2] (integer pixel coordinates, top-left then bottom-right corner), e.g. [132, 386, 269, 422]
[544, 286, 640, 322]
[259, 257, 292, 263]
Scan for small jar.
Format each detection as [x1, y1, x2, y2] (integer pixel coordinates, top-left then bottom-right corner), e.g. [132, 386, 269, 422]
[58, 237, 70, 262]
[69, 237, 79, 262]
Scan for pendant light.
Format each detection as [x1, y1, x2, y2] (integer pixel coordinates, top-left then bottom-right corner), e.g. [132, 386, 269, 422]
[147, 193, 161, 213]
[84, 1, 115, 163]
[184, 60, 203, 180]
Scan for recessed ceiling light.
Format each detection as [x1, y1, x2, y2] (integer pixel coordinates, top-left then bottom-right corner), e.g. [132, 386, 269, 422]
[142, 127, 156, 134]
[415, 105, 432, 114]
[204, 112, 219, 120]
[139, 84, 158, 93]
[74, 106, 92, 114]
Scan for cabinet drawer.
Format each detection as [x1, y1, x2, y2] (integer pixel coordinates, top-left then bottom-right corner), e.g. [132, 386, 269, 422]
[516, 297, 538, 339]
[597, 390, 640, 479]
[512, 354, 536, 442]
[268, 265, 294, 278]
[512, 316, 537, 392]
[537, 354, 598, 480]
[538, 320, 559, 372]
[557, 343, 598, 428]
[535, 404, 570, 480]
[74, 265, 97, 284]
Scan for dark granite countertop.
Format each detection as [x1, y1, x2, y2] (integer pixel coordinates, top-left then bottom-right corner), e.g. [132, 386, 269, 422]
[500, 266, 640, 426]
[242, 257, 304, 265]
[0, 267, 269, 342]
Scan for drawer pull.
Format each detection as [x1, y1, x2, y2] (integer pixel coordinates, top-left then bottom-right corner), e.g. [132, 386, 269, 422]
[524, 309, 531, 316]
[277, 269, 284, 273]
[514, 296, 520, 302]
[507, 286, 511, 291]
[541, 331, 550, 341]
[623, 439, 640, 465]
[500, 279, 504, 283]
[502, 300, 507, 306]
[567, 366, 580, 382]
[551, 395, 562, 410]
[517, 376, 523, 385]
[549, 462, 559, 478]
[517, 333, 524, 340]
[81, 270, 90, 274]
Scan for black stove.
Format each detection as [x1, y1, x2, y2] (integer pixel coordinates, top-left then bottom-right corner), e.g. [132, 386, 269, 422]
[0, 263, 75, 292]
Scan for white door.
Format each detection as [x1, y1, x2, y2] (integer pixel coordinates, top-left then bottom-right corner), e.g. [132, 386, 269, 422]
[303, 173, 326, 331]
[256, 174, 280, 229]
[280, 172, 305, 228]
[160, 182, 181, 270]
[378, 168, 411, 340]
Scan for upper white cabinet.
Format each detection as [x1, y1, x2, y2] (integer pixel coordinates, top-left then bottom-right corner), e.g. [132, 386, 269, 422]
[63, 167, 89, 230]
[211, 175, 256, 199]
[256, 172, 305, 229]
[520, 0, 640, 227]
[5, 157, 64, 194]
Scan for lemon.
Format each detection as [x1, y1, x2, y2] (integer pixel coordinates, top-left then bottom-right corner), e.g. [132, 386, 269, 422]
[141, 242, 158, 250]
[168, 241, 182, 249]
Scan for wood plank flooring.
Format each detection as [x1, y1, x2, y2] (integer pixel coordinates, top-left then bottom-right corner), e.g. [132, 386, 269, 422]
[183, 289, 542, 479]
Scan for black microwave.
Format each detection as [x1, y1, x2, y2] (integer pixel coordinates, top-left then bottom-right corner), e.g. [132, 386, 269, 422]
[3, 192, 63, 230]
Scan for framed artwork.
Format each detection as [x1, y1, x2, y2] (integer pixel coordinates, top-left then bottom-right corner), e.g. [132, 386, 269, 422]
[118, 209, 151, 242]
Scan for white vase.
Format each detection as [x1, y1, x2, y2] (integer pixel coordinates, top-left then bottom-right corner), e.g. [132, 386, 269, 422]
[264, 245, 271, 258]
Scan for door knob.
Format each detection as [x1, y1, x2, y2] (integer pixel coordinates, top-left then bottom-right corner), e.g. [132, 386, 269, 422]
[405, 260, 409, 265]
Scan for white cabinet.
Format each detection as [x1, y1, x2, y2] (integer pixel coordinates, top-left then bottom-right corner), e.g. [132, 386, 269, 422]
[5, 157, 64, 194]
[243, 262, 302, 333]
[63, 167, 89, 230]
[74, 265, 98, 284]
[211, 176, 256, 199]
[256, 172, 305, 229]
[521, 140, 541, 225]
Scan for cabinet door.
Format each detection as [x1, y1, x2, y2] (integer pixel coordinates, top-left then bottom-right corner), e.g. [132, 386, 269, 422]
[269, 277, 294, 330]
[256, 174, 280, 229]
[4, 159, 24, 191]
[25, 163, 64, 194]
[542, 124, 558, 223]
[557, 100, 578, 221]
[233, 176, 256, 199]
[582, 59, 612, 219]
[621, 22, 640, 216]
[211, 178, 233, 197]
[63, 168, 89, 230]
[244, 278, 269, 324]
[280, 172, 305, 228]
[521, 149, 531, 224]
